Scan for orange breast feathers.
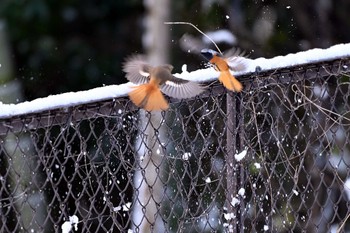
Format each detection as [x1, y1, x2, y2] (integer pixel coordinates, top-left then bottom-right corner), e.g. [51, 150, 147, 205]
[209, 55, 243, 92]
[128, 78, 168, 112]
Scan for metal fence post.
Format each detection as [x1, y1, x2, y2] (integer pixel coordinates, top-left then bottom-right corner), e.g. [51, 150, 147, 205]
[226, 92, 239, 233]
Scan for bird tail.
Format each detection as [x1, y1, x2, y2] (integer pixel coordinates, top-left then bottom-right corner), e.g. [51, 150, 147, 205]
[218, 71, 243, 92]
[128, 83, 169, 111]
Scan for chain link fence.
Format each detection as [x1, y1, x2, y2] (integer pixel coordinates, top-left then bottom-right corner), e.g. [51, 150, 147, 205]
[1, 57, 350, 232]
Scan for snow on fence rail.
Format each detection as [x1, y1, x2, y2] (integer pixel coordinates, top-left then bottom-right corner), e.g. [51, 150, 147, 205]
[1, 44, 350, 232]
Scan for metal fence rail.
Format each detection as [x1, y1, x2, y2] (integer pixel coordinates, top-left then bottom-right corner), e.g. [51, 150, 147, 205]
[1, 57, 350, 233]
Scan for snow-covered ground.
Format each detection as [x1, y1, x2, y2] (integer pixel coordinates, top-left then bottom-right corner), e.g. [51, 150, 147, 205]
[1, 43, 350, 119]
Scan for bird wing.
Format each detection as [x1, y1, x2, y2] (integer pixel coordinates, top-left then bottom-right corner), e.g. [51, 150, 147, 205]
[160, 76, 204, 99]
[225, 56, 251, 71]
[122, 55, 152, 84]
[224, 48, 252, 71]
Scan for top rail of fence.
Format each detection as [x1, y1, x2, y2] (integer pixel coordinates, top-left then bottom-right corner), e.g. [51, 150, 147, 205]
[1, 43, 350, 135]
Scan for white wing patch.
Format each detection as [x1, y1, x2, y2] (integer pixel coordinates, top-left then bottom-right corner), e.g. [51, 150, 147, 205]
[226, 56, 252, 71]
[139, 70, 150, 77]
[161, 80, 204, 99]
[165, 80, 182, 87]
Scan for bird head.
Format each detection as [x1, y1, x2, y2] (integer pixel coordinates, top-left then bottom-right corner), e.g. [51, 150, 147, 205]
[163, 64, 174, 72]
[200, 49, 219, 61]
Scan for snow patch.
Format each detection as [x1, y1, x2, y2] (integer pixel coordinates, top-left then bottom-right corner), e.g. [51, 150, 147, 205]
[238, 188, 245, 197]
[113, 202, 132, 212]
[224, 212, 235, 220]
[0, 83, 135, 119]
[254, 163, 261, 169]
[61, 215, 79, 233]
[182, 152, 191, 160]
[231, 197, 239, 207]
[202, 29, 237, 45]
[123, 202, 132, 211]
[174, 43, 350, 82]
[264, 225, 269, 231]
[113, 206, 122, 212]
[234, 150, 247, 161]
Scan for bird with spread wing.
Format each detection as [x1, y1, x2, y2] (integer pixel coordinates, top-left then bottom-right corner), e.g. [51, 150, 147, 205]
[123, 55, 204, 111]
[201, 48, 250, 92]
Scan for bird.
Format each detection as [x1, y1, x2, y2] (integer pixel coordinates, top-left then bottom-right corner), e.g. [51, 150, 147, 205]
[201, 48, 248, 92]
[123, 55, 204, 111]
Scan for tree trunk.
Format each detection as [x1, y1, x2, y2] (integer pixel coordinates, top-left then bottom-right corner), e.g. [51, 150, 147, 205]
[132, 0, 170, 232]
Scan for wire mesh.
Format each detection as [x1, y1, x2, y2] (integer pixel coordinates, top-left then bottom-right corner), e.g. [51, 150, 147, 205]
[1, 58, 350, 233]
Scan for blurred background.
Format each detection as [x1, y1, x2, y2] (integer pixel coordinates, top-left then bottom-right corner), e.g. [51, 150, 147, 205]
[0, 0, 349, 103]
[1, 1, 350, 232]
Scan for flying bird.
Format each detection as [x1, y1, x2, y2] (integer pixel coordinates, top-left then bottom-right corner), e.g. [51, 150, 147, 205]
[123, 55, 204, 111]
[201, 49, 248, 92]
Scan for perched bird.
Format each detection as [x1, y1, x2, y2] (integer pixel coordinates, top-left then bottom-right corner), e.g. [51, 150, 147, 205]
[201, 49, 248, 92]
[123, 55, 204, 111]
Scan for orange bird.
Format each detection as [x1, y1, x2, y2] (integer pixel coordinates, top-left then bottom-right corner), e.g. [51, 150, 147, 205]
[123, 55, 204, 111]
[201, 49, 247, 92]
